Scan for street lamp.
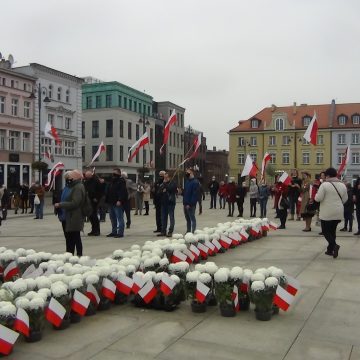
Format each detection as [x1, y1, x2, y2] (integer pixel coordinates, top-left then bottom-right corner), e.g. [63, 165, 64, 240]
[28, 83, 51, 181]
[138, 111, 150, 177]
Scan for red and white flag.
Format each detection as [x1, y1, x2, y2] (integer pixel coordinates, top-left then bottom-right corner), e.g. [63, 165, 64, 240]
[337, 145, 350, 178]
[204, 240, 216, 254]
[183, 248, 195, 263]
[132, 273, 146, 294]
[138, 281, 157, 304]
[261, 152, 271, 180]
[43, 150, 54, 163]
[241, 154, 258, 178]
[303, 111, 318, 145]
[101, 278, 116, 301]
[269, 221, 279, 230]
[231, 285, 240, 312]
[197, 243, 209, 257]
[71, 290, 90, 316]
[26, 267, 44, 279]
[86, 284, 100, 305]
[239, 228, 249, 241]
[46, 297, 66, 327]
[195, 280, 210, 303]
[219, 235, 232, 249]
[45, 161, 65, 187]
[160, 275, 176, 296]
[211, 238, 222, 252]
[286, 275, 300, 296]
[228, 232, 241, 246]
[0, 324, 19, 355]
[273, 286, 295, 311]
[189, 244, 200, 259]
[160, 109, 177, 155]
[262, 223, 270, 232]
[171, 250, 187, 263]
[178, 133, 202, 167]
[4, 261, 19, 281]
[44, 121, 61, 145]
[278, 172, 292, 186]
[21, 264, 36, 279]
[88, 141, 106, 166]
[128, 132, 149, 162]
[240, 282, 249, 293]
[116, 275, 134, 296]
[250, 226, 259, 237]
[14, 308, 29, 337]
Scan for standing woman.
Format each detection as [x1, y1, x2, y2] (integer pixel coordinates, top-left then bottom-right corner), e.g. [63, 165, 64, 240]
[218, 181, 227, 209]
[249, 178, 259, 217]
[235, 181, 247, 217]
[226, 177, 237, 217]
[143, 182, 151, 216]
[315, 167, 347, 258]
[55, 170, 85, 256]
[258, 180, 270, 218]
[134, 182, 144, 215]
[278, 183, 289, 229]
[300, 172, 316, 232]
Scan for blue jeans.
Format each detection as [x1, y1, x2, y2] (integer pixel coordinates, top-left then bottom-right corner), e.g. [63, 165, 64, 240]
[184, 205, 196, 233]
[35, 200, 44, 219]
[259, 198, 268, 218]
[109, 205, 124, 235]
[161, 203, 175, 234]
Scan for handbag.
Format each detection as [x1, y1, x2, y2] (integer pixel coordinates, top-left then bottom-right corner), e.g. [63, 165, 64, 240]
[305, 200, 318, 212]
[280, 197, 289, 209]
[34, 195, 40, 205]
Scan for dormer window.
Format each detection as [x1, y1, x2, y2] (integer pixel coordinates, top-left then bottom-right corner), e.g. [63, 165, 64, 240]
[338, 115, 347, 125]
[352, 114, 360, 125]
[251, 119, 259, 128]
[303, 116, 311, 127]
[275, 118, 284, 130]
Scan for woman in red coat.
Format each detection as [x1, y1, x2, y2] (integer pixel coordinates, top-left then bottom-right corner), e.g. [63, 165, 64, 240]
[218, 181, 227, 209]
[226, 177, 237, 217]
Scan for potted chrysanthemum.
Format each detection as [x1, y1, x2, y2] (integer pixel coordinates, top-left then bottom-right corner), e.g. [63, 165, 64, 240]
[185, 271, 206, 313]
[69, 277, 85, 323]
[204, 262, 218, 306]
[162, 274, 182, 312]
[214, 268, 235, 317]
[0, 301, 16, 329]
[50, 281, 71, 330]
[84, 273, 100, 316]
[249, 280, 273, 321]
[264, 276, 279, 315]
[230, 267, 249, 311]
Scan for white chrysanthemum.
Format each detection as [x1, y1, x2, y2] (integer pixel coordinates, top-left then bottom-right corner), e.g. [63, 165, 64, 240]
[251, 280, 265, 292]
[15, 297, 30, 309]
[25, 278, 37, 291]
[0, 302, 16, 317]
[154, 272, 164, 283]
[130, 244, 141, 250]
[204, 262, 218, 275]
[0, 250, 17, 261]
[25, 291, 38, 300]
[199, 273, 212, 284]
[184, 233, 196, 243]
[251, 273, 265, 282]
[0, 247, 6, 253]
[39, 262, 49, 270]
[56, 266, 64, 274]
[255, 268, 270, 278]
[143, 258, 154, 268]
[243, 269, 253, 283]
[36, 276, 52, 290]
[143, 271, 155, 282]
[214, 269, 229, 283]
[271, 268, 284, 279]
[15, 248, 27, 256]
[25, 249, 36, 256]
[95, 266, 112, 277]
[17, 256, 28, 264]
[230, 267, 243, 280]
[112, 249, 124, 259]
[29, 297, 45, 310]
[37, 288, 51, 299]
[26, 254, 39, 264]
[69, 256, 79, 264]
[126, 265, 136, 275]
[170, 274, 180, 284]
[174, 244, 187, 252]
[49, 274, 65, 283]
[151, 255, 161, 264]
[85, 274, 99, 285]
[69, 278, 83, 290]
[172, 233, 183, 239]
[10, 279, 27, 295]
[142, 244, 154, 252]
[51, 281, 68, 297]
[194, 264, 206, 273]
[186, 271, 200, 283]
[159, 257, 169, 267]
[265, 277, 279, 288]
[169, 261, 189, 273]
[267, 266, 278, 274]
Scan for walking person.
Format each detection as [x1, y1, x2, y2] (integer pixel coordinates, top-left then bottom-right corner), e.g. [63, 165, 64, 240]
[105, 168, 128, 238]
[208, 176, 219, 209]
[34, 181, 45, 219]
[315, 167, 347, 258]
[143, 181, 151, 216]
[258, 180, 270, 218]
[152, 171, 165, 233]
[340, 183, 354, 232]
[218, 181, 227, 209]
[235, 181, 247, 217]
[20, 183, 29, 214]
[134, 181, 144, 215]
[12, 186, 20, 215]
[249, 178, 259, 217]
[183, 168, 199, 233]
[226, 177, 237, 217]
[300, 172, 316, 232]
[54, 170, 85, 256]
[288, 170, 302, 220]
[0, 185, 9, 220]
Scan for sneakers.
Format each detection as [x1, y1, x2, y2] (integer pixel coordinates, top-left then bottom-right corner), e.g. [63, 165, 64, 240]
[339, 228, 347, 232]
[113, 234, 124, 238]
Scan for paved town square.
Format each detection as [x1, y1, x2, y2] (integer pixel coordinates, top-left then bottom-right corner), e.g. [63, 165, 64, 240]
[1, 200, 359, 360]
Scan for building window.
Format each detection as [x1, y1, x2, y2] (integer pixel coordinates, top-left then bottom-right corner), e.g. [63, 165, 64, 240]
[123, 97, 127, 109]
[119, 120, 124, 138]
[11, 99, 18, 116]
[282, 135, 291, 145]
[269, 152, 276, 164]
[92, 146, 99, 161]
[120, 145, 124, 161]
[0, 96, 5, 114]
[251, 119, 259, 128]
[10, 80, 14, 88]
[250, 153, 257, 163]
[64, 141, 75, 156]
[134, 101, 137, 112]
[22, 132, 31, 152]
[337, 134, 346, 145]
[48, 85, 53, 99]
[24, 101, 31, 118]
[316, 152, 324, 164]
[118, 95, 122, 107]
[92, 120, 99, 138]
[66, 90, 70, 103]
[275, 118, 284, 130]
[57, 87, 62, 101]
[129, 99, 132, 111]
[65, 117, 71, 130]
[303, 138, 310, 145]
[150, 128, 154, 144]
[106, 119, 113, 137]
[352, 152, 360, 164]
[81, 121, 85, 139]
[48, 114, 54, 124]
[269, 136, 276, 146]
[352, 114, 360, 125]
[317, 134, 324, 145]
[55, 142, 62, 155]
[105, 95, 112, 107]
[9, 131, 20, 151]
[106, 145, 113, 161]
[282, 152, 290, 164]
[337, 152, 345, 165]
[338, 115, 347, 125]
[57, 115, 63, 128]
[86, 96, 92, 109]
[303, 116, 311, 127]
[238, 137, 245, 147]
[41, 137, 52, 155]
[237, 153, 245, 165]
[82, 146, 85, 162]
[0, 130, 6, 150]
[302, 152, 310, 164]
[352, 133, 360, 144]
[250, 137, 257, 146]
[136, 124, 139, 140]
[96, 96, 102, 108]
[128, 122, 132, 139]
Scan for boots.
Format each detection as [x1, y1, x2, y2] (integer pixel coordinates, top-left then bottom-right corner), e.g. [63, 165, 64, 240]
[289, 214, 294, 221]
[339, 227, 347, 232]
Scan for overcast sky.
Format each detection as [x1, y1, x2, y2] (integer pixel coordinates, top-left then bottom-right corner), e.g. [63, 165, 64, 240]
[2, 0, 360, 149]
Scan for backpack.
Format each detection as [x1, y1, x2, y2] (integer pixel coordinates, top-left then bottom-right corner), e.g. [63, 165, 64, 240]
[81, 191, 93, 217]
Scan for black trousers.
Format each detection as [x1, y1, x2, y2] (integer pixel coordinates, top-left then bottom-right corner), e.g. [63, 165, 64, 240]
[144, 201, 149, 215]
[250, 198, 257, 216]
[321, 220, 340, 253]
[155, 203, 162, 231]
[62, 221, 83, 256]
[356, 206, 360, 232]
[228, 202, 234, 216]
[278, 209, 287, 227]
[123, 201, 131, 227]
[236, 199, 244, 217]
[344, 211, 353, 230]
[89, 204, 100, 233]
[210, 193, 217, 208]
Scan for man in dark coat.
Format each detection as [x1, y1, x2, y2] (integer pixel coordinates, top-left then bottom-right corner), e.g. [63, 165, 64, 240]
[183, 168, 199, 233]
[152, 170, 165, 233]
[236, 181, 247, 217]
[208, 176, 219, 209]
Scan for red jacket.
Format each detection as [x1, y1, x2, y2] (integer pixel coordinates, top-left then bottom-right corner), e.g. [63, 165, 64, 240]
[218, 184, 227, 197]
[226, 183, 237, 203]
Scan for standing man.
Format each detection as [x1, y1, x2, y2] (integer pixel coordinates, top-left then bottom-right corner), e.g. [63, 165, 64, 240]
[28, 182, 36, 214]
[353, 177, 360, 235]
[288, 169, 302, 221]
[236, 181, 247, 217]
[226, 177, 237, 217]
[121, 172, 136, 229]
[105, 168, 128, 238]
[249, 178, 259, 217]
[183, 168, 199, 233]
[152, 170, 165, 233]
[208, 176, 219, 209]
[84, 170, 103, 236]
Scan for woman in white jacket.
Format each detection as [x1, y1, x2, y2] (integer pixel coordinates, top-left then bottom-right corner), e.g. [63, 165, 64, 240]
[315, 168, 347, 258]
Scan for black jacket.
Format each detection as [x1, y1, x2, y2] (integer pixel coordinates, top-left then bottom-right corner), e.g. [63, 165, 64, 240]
[84, 176, 104, 205]
[159, 180, 177, 205]
[236, 185, 247, 202]
[153, 178, 164, 205]
[105, 176, 128, 206]
[208, 180, 219, 194]
[344, 189, 354, 212]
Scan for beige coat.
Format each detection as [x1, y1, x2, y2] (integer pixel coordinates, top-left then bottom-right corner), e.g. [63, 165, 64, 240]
[300, 181, 311, 215]
[143, 184, 151, 202]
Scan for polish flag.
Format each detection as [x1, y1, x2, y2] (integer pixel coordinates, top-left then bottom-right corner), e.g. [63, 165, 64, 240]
[250, 226, 259, 237]
[197, 243, 209, 257]
[128, 132, 149, 162]
[286, 275, 300, 296]
[189, 244, 200, 261]
[88, 141, 106, 166]
[241, 154, 258, 178]
[195, 280, 210, 303]
[228, 232, 241, 246]
[21, 264, 36, 278]
[171, 250, 187, 263]
[45, 161, 65, 187]
[337, 145, 350, 178]
[132, 273, 146, 294]
[138, 281, 157, 304]
[14, 308, 29, 337]
[231, 285, 240, 312]
[219, 235, 232, 249]
[239, 228, 249, 241]
[43, 150, 54, 163]
[211, 238, 222, 252]
[160, 276, 176, 296]
[261, 152, 272, 180]
[4, 261, 19, 281]
[116, 275, 134, 296]
[178, 133, 202, 166]
[262, 223, 270, 231]
[71, 290, 90, 316]
[183, 248, 195, 263]
[101, 278, 116, 301]
[26, 267, 44, 279]
[273, 286, 295, 311]
[45, 297, 66, 327]
[204, 240, 216, 254]
[303, 111, 318, 145]
[86, 284, 100, 305]
[0, 324, 19, 355]
[160, 109, 177, 155]
[278, 172, 291, 186]
[44, 121, 61, 145]
[269, 221, 279, 230]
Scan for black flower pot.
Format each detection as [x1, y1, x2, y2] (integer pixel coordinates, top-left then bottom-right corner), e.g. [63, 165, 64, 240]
[25, 329, 42, 343]
[114, 292, 128, 305]
[191, 300, 207, 313]
[206, 292, 218, 306]
[85, 303, 97, 316]
[255, 309, 272, 321]
[53, 314, 71, 330]
[239, 297, 250, 311]
[98, 298, 111, 311]
[70, 311, 82, 324]
[151, 294, 164, 310]
[219, 303, 236, 317]
[272, 305, 279, 315]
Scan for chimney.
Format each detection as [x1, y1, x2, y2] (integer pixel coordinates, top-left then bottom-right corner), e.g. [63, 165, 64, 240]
[329, 99, 336, 128]
[293, 102, 297, 115]
[213, 146, 216, 151]
[271, 104, 276, 112]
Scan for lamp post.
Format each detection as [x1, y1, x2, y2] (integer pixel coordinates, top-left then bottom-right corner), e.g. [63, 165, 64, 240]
[138, 110, 150, 180]
[29, 83, 51, 181]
